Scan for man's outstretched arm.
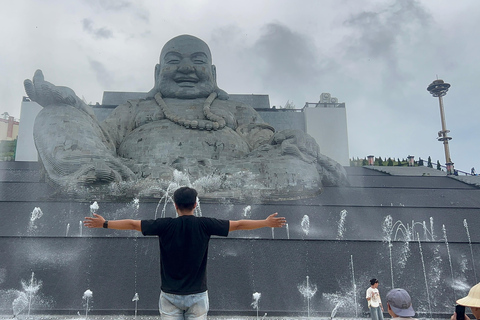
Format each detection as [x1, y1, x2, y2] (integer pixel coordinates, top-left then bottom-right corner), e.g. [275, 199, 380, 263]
[229, 213, 286, 231]
[84, 213, 142, 232]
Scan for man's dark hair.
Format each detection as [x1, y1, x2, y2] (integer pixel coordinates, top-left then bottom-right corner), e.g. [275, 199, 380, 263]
[370, 278, 378, 286]
[173, 187, 198, 211]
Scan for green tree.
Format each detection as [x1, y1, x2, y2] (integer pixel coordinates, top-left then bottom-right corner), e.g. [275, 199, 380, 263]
[0, 139, 17, 161]
[387, 158, 394, 166]
[282, 100, 296, 109]
[362, 159, 368, 166]
[378, 158, 384, 166]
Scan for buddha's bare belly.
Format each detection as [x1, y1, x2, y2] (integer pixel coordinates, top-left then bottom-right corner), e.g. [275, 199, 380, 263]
[118, 120, 251, 165]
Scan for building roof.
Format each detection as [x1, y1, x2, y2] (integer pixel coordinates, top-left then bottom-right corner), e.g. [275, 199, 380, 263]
[101, 91, 271, 109]
[101, 91, 148, 105]
[228, 94, 270, 109]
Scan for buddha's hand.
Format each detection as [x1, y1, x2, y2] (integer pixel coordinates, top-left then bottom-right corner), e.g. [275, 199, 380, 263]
[271, 129, 320, 163]
[24, 70, 95, 117]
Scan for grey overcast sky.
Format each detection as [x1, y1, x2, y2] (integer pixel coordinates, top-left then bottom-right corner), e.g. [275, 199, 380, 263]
[1, 0, 479, 171]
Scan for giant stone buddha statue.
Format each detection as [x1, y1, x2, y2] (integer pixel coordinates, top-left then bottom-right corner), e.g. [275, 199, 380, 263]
[24, 34, 347, 200]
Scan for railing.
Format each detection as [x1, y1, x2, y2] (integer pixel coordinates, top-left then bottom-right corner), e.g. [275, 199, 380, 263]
[416, 157, 474, 176]
[353, 157, 476, 176]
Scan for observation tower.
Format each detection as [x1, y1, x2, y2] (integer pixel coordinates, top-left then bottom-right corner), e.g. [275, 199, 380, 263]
[427, 79, 454, 174]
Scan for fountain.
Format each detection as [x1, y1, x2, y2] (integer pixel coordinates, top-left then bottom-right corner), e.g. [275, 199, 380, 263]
[301, 215, 310, 237]
[298, 276, 317, 317]
[12, 290, 28, 317]
[27, 207, 43, 234]
[463, 219, 478, 283]
[132, 292, 139, 320]
[382, 215, 395, 289]
[83, 289, 93, 319]
[351, 255, 358, 318]
[251, 292, 261, 320]
[324, 292, 349, 320]
[7, 272, 44, 317]
[24, 272, 42, 316]
[1, 34, 480, 319]
[443, 224, 457, 301]
[66, 223, 70, 237]
[243, 205, 252, 218]
[90, 201, 99, 215]
[417, 235, 433, 319]
[0, 166, 480, 317]
[337, 209, 348, 240]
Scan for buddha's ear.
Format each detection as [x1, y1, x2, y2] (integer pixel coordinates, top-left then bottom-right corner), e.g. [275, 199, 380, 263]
[212, 65, 229, 100]
[211, 64, 218, 84]
[146, 64, 162, 98]
[154, 63, 161, 88]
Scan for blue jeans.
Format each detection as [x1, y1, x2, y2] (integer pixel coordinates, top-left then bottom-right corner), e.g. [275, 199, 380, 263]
[159, 291, 209, 320]
[370, 306, 384, 320]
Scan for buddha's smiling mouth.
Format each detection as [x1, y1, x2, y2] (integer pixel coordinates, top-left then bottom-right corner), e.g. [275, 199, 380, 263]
[175, 77, 198, 84]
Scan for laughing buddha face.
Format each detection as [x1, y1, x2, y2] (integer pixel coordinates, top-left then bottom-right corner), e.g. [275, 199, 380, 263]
[156, 35, 218, 99]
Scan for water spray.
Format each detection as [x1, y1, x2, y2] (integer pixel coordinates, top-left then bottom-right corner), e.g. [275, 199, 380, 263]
[82, 289, 93, 320]
[132, 292, 139, 319]
[301, 215, 310, 237]
[417, 235, 432, 319]
[463, 219, 478, 283]
[298, 275, 317, 317]
[251, 292, 261, 320]
[443, 224, 457, 301]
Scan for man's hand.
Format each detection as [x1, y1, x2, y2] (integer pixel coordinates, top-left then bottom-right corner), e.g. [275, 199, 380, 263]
[84, 213, 106, 229]
[265, 213, 286, 228]
[229, 213, 286, 231]
[451, 312, 471, 320]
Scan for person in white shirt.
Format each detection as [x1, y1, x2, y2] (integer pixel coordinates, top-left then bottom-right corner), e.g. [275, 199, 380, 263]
[386, 288, 417, 320]
[366, 278, 384, 320]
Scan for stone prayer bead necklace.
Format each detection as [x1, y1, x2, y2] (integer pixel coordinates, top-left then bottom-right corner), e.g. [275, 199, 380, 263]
[154, 92, 227, 131]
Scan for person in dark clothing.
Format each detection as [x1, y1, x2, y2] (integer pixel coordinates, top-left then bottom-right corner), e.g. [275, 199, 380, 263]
[84, 186, 286, 320]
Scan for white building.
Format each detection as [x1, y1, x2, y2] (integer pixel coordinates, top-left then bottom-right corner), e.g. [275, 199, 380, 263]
[15, 92, 350, 166]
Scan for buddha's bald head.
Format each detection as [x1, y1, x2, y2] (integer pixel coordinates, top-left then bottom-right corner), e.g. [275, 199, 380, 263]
[154, 35, 217, 99]
[160, 35, 213, 64]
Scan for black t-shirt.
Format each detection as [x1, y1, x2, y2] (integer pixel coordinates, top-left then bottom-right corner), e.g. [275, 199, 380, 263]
[141, 215, 229, 295]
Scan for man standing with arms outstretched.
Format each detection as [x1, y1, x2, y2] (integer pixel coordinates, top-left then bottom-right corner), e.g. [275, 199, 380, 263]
[84, 186, 286, 320]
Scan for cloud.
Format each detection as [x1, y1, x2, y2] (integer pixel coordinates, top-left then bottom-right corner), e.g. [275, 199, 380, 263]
[343, 0, 431, 56]
[82, 18, 114, 39]
[341, 0, 432, 83]
[84, 0, 131, 11]
[249, 23, 324, 106]
[84, 0, 148, 23]
[97, 0, 131, 11]
[253, 23, 320, 80]
[88, 58, 114, 88]
[210, 25, 244, 46]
